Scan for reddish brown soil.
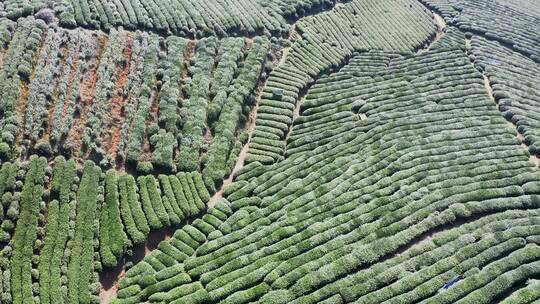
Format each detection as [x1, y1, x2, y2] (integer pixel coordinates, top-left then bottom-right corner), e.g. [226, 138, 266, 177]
[67, 34, 108, 161]
[55, 38, 82, 137]
[0, 47, 8, 69]
[104, 33, 133, 159]
[44, 38, 72, 141]
[149, 80, 159, 119]
[245, 37, 253, 49]
[15, 84, 30, 147]
[138, 82, 161, 163]
[179, 40, 196, 100]
[99, 226, 174, 304]
[99, 260, 125, 304]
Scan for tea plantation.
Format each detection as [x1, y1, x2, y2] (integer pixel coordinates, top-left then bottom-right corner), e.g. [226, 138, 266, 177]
[0, 0, 539, 303]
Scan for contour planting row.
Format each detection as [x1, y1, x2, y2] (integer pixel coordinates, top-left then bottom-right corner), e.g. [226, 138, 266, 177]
[0, 0, 335, 37]
[0, 155, 212, 304]
[469, 35, 540, 156]
[0, 21, 270, 190]
[118, 48, 540, 302]
[246, 0, 436, 165]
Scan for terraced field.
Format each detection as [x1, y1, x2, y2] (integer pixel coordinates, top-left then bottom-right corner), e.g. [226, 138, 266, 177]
[0, 0, 539, 303]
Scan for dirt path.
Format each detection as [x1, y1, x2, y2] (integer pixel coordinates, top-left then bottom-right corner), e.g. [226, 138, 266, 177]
[99, 226, 175, 304]
[179, 40, 196, 100]
[42, 35, 73, 143]
[67, 34, 108, 161]
[104, 33, 133, 159]
[47, 34, 81, 140]
[207, 77, 268, 208]
[99, 258, 125, 304]
[418, 11, 447, 53]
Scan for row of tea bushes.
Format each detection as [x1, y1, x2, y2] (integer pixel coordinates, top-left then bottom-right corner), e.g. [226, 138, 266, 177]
[0, 17, 45, 160]
[66, 161, 102, 304]
[246, 0, 436, 165]
[116, 171, 210, 249]
[177, 37, 217, 172]
[22, 27, 63, 144]
[0, 161, 24, 303]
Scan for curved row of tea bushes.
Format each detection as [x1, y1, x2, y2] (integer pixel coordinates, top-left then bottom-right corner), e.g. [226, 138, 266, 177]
[112, 199, 234, 303]
[118, 174, 149, 245]
[469, 35, 540, 156]
[419, 0, 540, 62]
[99, 170, 125, 268]
[117, 171, 209, 248]
[338, 51, 399, 75]
[500, 278, 540, 304]
[138, 175, 167, 229]
[38, 156, 76, 304]
[0, 153, 214, 303]
[0, 0, 333, 37]
[288, 50, 481, 154]
[10, 156, 47, 304]
[206, 38, 245, 127]
[0, 17, 44, 159]
[247, 0, 436, 165]
[416, 0, 460, 20]
[126, 49, 540, 302]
